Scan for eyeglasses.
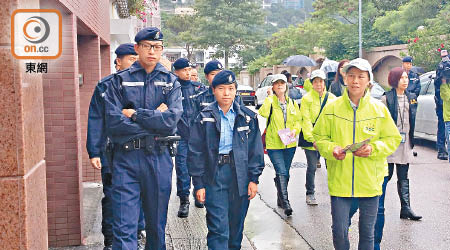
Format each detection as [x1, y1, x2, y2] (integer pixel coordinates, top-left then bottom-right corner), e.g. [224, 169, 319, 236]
[138, 43, 164, 52]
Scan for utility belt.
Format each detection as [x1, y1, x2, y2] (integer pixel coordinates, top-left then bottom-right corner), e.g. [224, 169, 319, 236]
[121, 135, 181, 157]
[218, 151, 233, 166]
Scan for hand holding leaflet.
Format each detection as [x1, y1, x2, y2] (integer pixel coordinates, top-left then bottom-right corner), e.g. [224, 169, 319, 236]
[342, 137, 373, 153]
[278, 128, 297, 146]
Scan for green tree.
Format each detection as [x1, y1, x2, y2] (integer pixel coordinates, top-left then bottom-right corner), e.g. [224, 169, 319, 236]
[406, 3, 450, 71]
[373, 0, 444, 39]
[265, 3, 307, 29]
[193, 0, 265, 68]
[162, 13, 200, 62]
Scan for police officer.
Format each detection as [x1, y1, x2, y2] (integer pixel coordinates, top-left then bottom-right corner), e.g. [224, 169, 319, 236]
[435, 50, 450, 160]
[188, 70, 265, 249]
[172, 58, 207, 218]
[402, 56, 421, 98]
[87, 43, 146, 250]
[193, 60, 224, 112]
[114, 43, 138, 71]
[103, 27, 183, 250]
[190, 64, 200, 82]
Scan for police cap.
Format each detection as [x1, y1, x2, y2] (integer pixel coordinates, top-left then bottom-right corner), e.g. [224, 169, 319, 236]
[211, 70, 236, 88]
[173, 58, 191, 70]
[204, 60, 224, 75]
[115, 43, 137, 56]
[402, 56, 413, 63]
[134, 27, 163, 43]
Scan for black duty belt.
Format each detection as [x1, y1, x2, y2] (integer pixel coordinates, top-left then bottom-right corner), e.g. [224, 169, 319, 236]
[123, 138, 146, 150]
[218, 153, 232, 165]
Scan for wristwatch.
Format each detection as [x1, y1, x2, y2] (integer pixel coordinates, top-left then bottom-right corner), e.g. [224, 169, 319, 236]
[131, 112, 137, 122]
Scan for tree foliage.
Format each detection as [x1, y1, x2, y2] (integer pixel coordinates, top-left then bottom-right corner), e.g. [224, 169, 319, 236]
[193, 0, 265, 68]
[373, 0, 444, 39]
[162, 12, 200, 61]
[406, 3, 450, 71]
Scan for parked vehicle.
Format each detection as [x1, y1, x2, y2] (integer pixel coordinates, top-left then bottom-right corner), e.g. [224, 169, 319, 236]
[237, 84, 256, 106]
[414, 71, 437, 142]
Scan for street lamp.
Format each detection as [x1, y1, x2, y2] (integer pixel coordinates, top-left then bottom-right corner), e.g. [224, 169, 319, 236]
[359, 0, 362, 58]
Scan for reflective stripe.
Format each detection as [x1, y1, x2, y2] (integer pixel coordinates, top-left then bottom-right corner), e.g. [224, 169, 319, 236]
[201, 102, 212, 107]
[154, 81, 173, 87]
[122, 82, 144, 87]
[237, 126, 249, 132]
[202, 118, 215, 122]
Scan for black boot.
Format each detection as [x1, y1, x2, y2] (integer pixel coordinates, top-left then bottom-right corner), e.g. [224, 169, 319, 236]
[103, 235, 112, 250]
[177, 196, 190, 218]
[397, 180, 422, 220]
[274, 176, 282, 207]
[137, 230, 146, 250]
[277, 175, 293, 216]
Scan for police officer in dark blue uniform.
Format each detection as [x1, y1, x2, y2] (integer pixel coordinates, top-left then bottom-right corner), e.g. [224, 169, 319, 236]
[172, 58, 207, 218]
[192, 60, 224, 112]
[435, 50, 450, 160]
[87, 43, 146, 250]
[188, 70, 265, 249]
[103, 27, 183, 250]
[402, 56, 421, 98]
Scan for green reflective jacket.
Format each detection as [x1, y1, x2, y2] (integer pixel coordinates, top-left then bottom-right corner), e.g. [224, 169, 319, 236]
[440, 82, 450, 122]
[313, 90, 401, 197]
[259, 94, 301, 149]
[300, 90, 336, 150]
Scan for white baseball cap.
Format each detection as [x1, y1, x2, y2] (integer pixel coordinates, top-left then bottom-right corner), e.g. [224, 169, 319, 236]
[271, 74, 287, 84]
[310, 69, 327, 81]
[343, 58, 373, 82]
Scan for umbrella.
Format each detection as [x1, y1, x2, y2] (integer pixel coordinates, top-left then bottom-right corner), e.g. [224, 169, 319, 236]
[282, 55, 317, 67]
[320, 58, 339, 74]
[411, 66, 425, 75]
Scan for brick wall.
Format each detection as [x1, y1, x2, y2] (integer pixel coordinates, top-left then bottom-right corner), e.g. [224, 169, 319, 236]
[43, 12, 84, 247]
[101, 45, 112, 78]
[59, 0, 110, 44]
[78, 35, 102, 182]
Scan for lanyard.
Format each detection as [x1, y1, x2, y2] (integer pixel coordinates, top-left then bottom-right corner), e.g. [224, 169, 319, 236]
[397, 95, 407, 131]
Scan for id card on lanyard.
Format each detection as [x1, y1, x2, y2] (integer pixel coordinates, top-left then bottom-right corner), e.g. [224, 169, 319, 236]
[400, 132, 406, 143]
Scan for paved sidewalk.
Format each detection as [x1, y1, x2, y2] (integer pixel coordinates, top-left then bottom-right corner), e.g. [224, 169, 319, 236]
[51, 177, 255, 250]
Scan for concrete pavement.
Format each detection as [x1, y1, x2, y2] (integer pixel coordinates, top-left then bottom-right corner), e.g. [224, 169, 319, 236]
[51, 107, 450, 250]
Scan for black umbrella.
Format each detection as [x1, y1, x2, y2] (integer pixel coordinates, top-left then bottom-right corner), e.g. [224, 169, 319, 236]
[411, 66, 425, 74]
[282, 55, 317, 67]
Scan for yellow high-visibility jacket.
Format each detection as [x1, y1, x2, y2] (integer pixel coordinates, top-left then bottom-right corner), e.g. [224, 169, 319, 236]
[300, 90, 336, 150]
[259, 94, 301, 149]
[313, 90, 401, 197]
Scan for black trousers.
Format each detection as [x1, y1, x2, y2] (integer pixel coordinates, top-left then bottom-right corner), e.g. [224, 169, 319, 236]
[387, 163, 409, 181]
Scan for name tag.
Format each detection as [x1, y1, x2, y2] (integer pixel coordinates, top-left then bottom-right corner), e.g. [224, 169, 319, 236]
[201, 102, 212, 107]
[122, 82, 144, 87]
[237, 126, 249, 132]
[202, 118, 215, 123]
[154, 81, 172, 87]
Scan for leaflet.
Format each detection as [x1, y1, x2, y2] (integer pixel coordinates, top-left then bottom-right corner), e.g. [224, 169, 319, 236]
[342, 137, 373, 153]
[278, 128, 297, 146]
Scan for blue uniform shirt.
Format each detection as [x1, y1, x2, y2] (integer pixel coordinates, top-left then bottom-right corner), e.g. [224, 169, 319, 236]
[86, 75, 114, 170]
[177, 79, 207, 139]
[187, 100, 265, 196]
[103, 61, 183, 144]
[218, 104, 235, 154]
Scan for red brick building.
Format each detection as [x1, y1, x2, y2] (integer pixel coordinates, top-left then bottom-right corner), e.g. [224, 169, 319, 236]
[1, 0, 111, 248]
